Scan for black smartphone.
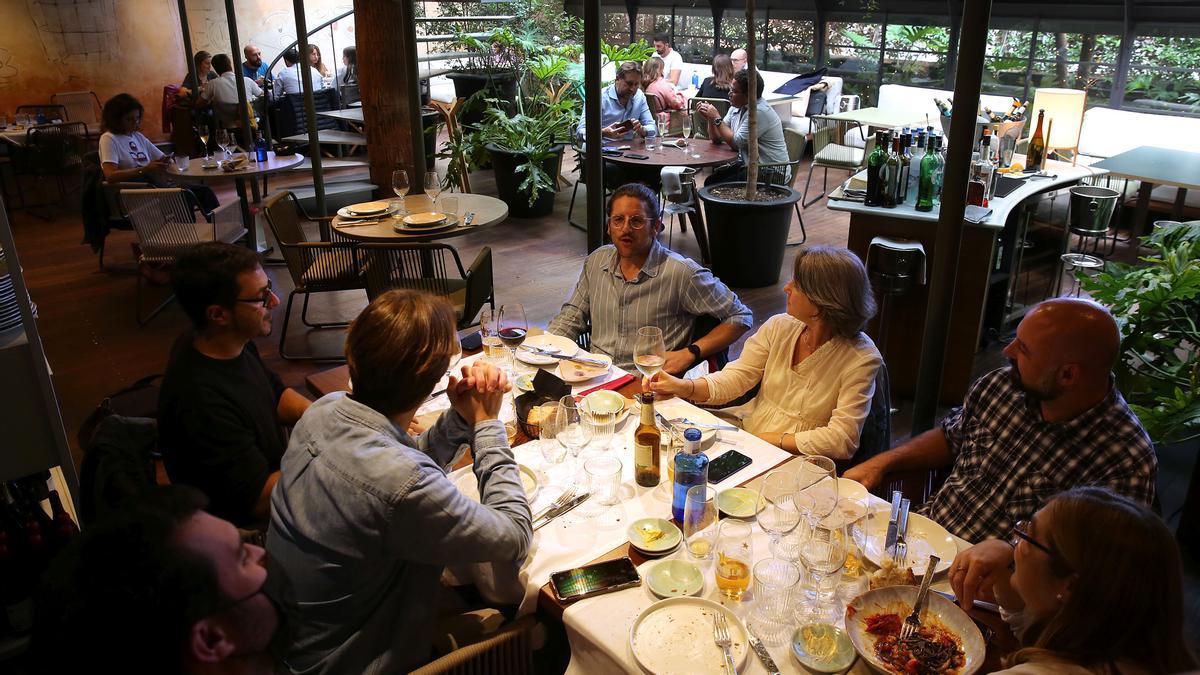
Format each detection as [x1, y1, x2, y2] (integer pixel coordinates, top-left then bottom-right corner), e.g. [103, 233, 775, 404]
[460, 331, 482, 351]
[601, 148, 624, 157]
[707, 449, 753, 483]
[549, 557, 641, 602]
[624, 152, 649, 160]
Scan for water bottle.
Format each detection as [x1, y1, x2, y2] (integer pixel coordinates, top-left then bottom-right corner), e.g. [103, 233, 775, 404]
[671, 428, 707, 523]
[35, 111, 47, 125]
[691, 71, 700, 89]
[254, 133, 269, 163]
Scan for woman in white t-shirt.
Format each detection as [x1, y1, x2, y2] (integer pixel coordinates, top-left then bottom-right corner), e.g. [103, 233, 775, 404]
[99, 94, 218, 212]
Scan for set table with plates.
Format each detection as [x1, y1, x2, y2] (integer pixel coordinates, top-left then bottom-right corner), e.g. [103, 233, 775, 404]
[330, 193, 508, 242]
[0, 121, 102, 147]
[306, 334, 1017, 674]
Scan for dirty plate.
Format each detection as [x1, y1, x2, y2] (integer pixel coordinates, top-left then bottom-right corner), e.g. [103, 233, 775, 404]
[629, 597, 749, 675]
[646, 559, 703, 599]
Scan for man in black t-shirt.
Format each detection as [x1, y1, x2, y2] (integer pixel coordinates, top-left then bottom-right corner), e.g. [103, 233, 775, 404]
[158, 243, 311, 527]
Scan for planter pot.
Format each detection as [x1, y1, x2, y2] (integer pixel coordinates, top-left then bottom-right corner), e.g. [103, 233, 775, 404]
[698, 183, 801, 288]
[486, 143, 565, 218]
[447, 70, 519, 129]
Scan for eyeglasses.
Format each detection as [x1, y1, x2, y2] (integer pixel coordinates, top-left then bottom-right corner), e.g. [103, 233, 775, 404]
[608, 215, 653, 231]
[236, 280, 275, 307]
[1010, 520, 1071, 570]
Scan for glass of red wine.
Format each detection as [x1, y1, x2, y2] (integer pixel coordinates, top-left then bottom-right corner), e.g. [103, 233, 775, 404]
[497, 303, 528, 375]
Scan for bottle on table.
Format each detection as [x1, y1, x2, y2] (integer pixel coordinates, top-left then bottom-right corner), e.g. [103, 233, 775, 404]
[671, 428, 707, 523]
[909, 132, 927, 200]
[864, 131, 890, 207]
[916, 139, 940, 212]
[691, 71, 700, 90]
[882, 135, 902, 208]
[254, 132, 269, 163]
[932, 135, 946, 206]
[898, 133, 913, 205]
[1027, 109, 1046, 171]
[633, 393, 661, 488]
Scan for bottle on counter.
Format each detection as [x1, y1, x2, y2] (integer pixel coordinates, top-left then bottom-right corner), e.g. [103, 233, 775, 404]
[671, 428, 707, 523]
[916, 140, 939, 212]
[898, 133, 913, 205]
[932, 135, 946, 206]
[864, 130, 889, 207]
[909, 132, 927, 200]
[1028, 109, 1046, 171]
[882, 134, 902, 208]
[633, 393, 661, 488]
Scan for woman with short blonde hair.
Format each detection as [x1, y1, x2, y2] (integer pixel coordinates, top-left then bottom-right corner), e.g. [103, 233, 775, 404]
[648, 246, 881, 459]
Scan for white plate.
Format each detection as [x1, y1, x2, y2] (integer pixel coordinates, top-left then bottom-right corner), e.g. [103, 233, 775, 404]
[515, 333, 579, 366]
[346, 200, 391, 216]
[452, 464, 539, 503]
[629, 597, 749, 675]
[392, 216, 460, 234]
[337, 205, 394, 220]
[556, 352, 612, 383]
[845, 586, 985, 675]
[862, 510, 957, 577]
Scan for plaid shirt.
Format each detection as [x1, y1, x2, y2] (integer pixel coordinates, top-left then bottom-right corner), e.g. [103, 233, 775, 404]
[920, 367, 1156, 542]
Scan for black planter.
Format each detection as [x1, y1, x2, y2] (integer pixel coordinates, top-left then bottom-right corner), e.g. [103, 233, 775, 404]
[486, 143, 565, 218]
[447, 70, 519, 129]
[698, 183, 801, 288]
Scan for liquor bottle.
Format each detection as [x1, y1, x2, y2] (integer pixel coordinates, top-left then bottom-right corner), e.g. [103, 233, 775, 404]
[691, 71, 700, 89]
[978, 135, 995, 206]
[47, 490, 78, 548]
[909, 132, 927, 200]
[898, 133, 913, 204]
[934, 98, 952, 117]
[932, 135, 946, 206]
[1027, 109, 1046, 171]
[0, 531, 33, 636]
[916, 139, 939, 212]
[671, 428, 707, 523]
[633, 393, 661, 488]
[864, 131, 889, 207]
[882, 135, 902, 208]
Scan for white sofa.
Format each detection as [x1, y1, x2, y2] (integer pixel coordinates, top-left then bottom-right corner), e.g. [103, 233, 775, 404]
[842, 84, 1015, 148]
[680, 61, 843, 135]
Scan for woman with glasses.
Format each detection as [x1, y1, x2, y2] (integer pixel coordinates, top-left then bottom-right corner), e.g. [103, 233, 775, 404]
[646, 245, 881, 460]
[952, 486, 1196, 674]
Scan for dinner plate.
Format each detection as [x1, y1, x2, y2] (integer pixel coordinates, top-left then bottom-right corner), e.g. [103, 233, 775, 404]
[627, 518, 682, 555]
[646, 560, 703, 599]
[392, 216, 460, 234]
[336, 205, 395, 220]
[515, 333, 579, 366]
[862, 510, 957, 577]
[845, 586, 985, 675]
[716, 487, 761, 518]
[629, 597, 749, 675]
[402, 211, 449, 228]
[451, 463, 539, 502]
[346, 200, 391, 216]
[556, 352, 612, 383]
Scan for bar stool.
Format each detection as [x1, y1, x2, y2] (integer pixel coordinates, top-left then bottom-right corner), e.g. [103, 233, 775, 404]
[866, 237, 927, 413]
[1057, 185, 1119, 297]
[1057, 253, 1104, 297]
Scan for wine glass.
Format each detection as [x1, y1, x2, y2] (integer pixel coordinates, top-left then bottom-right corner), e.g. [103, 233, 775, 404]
[215, 130, 231, 158]
[714, 520, 753, 600]
[799, 515, 849, 623]
[553, 395, 593, 474]
[496, 303, 528, 375]
[392, 169, 410, 215]
[633, 326, 666, 381]
[679, 114, 692, 157]
[796, 455, 839, 519]
[424, 171, 442, 212]
[758, 470, 803, 560]
[656, 111, 670, 151]
[198, 130, 211, 160]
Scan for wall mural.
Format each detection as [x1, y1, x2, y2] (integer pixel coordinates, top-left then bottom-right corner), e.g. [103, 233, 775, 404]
[0, 49, 19, 90]
[26, 0, 121, 64]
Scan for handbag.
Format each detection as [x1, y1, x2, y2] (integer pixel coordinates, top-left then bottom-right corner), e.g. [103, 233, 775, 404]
[805, 82, 830, 117]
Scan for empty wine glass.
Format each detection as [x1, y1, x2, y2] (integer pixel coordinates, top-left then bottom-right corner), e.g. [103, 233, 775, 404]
[633, 326, 666, 381]
[758, 471, 803, 560]
[424, 171, 442, 212]
[392, 169, 410, 215]
[796, 455, 839, 519]
[553, 395, 593, 474]
[215, 130, 231, 158]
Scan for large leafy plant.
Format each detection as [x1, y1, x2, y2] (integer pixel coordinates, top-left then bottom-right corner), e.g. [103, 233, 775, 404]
[1080, 220, 1200, 443]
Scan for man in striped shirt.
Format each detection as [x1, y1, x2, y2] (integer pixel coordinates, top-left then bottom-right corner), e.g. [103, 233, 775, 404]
[845, 298, 1155, 542]
[547, 183, 752, 375]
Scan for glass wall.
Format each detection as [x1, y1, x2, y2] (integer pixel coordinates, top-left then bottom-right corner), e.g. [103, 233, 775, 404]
[602, 12, 628, 44]
[827, 21, 883, 105]
[634, 13, 670, 45]
[883, 24, 951, 87]
[983, 29, 1033, 100]
[1126, 31, 1200, 114]
[1030, 31, 1120, 104]
[766, 19, 816, 72]
[674, 11, 716, 63]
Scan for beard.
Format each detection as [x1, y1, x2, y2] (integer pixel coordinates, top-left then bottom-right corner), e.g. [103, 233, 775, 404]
[1008, 359, 1062, 402]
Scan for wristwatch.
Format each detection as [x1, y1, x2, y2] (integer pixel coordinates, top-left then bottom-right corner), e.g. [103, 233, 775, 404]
[686, 343, 702, 364]
[711, 118, 724, 127]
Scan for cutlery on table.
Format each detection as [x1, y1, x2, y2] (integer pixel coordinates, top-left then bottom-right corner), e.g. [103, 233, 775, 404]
[533, 493, 590, 531]
[894, 498, 911, 566]
[931, 590, 1001, 613]
[463, 212, 476, 226]
[531, 487, 577, 523]
[519, 345, 607, 367]
[338, 218, 389, 228]
[900, 554, 940, 640]
[712, 611, 736, 675]
[672, 417, 738, 431]
[884, 491, 902, 558]
[747, 634, 780, 674]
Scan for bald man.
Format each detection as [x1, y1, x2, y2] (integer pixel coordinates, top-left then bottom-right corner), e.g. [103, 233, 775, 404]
[242, 44, 270, 87]
[730, 48, 748, 72]
[846, 298, 1155, 541]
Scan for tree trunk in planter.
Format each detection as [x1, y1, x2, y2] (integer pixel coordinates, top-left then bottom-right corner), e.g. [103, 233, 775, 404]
[447, 71, 519, 128]
[699, 183, 801, 288]
[486, 143, 565, 218]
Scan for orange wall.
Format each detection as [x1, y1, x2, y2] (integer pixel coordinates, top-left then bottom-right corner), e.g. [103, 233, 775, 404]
[0, 0, 188, 142]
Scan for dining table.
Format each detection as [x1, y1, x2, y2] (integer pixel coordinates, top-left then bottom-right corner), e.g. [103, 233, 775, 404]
[304, 343, 1017, 674]
[329, 192, 509, 243]
[0, 121, 103, 146]
[1090, 145, 1200, 241]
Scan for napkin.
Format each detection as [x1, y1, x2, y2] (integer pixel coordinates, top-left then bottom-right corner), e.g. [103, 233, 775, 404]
[660, 138, 688, 148]
[660, 166, 686, 197]
[220, 156, 249, 172]
[576, 373, 635, 398]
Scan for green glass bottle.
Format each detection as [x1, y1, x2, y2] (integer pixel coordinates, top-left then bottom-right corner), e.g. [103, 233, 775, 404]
[882, 135, 902, 208]
[864, 131, 889, 207]
[916, 141, 939, 212]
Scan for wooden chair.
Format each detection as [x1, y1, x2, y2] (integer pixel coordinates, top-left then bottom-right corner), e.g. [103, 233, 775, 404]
[119, 188, 246, 325]
[359, 241, 494, 330]
[262, 191, 365, 360]
[759, 127, 810, 246]
[408, 616, 536, 675]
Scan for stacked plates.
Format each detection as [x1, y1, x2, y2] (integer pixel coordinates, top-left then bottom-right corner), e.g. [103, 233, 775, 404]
[336, 201, 394, 220]
[0, 247, 37, 333]
[627, 518, 682, 556]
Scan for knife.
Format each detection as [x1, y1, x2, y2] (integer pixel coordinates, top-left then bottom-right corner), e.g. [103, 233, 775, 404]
[519, 345, 608, 367]
[932, 590, 1001, 613]
[463, 211, 476, 226]
[884, 491, 902, 555]
[533, 493, 590, 531]
[747, 635, 781, 675]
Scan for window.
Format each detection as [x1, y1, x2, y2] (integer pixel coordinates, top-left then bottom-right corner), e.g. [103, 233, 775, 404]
[983, 29, 1034, 100]
[634, 13, 670, 45]
[1126, 32, 1200, 115]
[827, 21, 883, 105]
[883, 24, 950, 87]
[1031, 31, 1120, 104]
[766, 19, 816, 72]
[602, 12, 629, 45]
[674, 11, 715, 64]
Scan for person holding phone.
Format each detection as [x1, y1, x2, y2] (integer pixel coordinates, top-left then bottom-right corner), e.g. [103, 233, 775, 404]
[646, 246, 881, 460]
[575, 61, 658, 141]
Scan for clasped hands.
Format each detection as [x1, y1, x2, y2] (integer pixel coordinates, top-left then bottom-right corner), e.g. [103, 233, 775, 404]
[446, 361, 512, 425]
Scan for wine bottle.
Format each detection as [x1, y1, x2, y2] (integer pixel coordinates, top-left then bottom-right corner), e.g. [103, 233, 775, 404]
[864, 131, 889, 207]
[633, 394, 661, 488]
[671, 428, 707, 523]
[932, 135, 946, 206]
[1028, 109, 1046, 171]
[882, 135, 902, 208]
[916, 140, 938, 212]
[898, 133, 913, 204]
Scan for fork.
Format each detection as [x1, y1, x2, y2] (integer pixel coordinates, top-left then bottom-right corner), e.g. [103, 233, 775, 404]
[713, 611, 736, 675]
[532, 487, 576, 524]
[900, 554, 940, 640]
[892, 498, 911, 566]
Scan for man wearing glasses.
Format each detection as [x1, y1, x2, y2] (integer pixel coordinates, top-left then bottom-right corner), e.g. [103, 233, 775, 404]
[158, 242, 312, 528]
[548, 183, 752, 375]
[575, 61, 658, 142]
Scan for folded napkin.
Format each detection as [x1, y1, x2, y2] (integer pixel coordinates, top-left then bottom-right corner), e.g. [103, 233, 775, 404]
[660, 138, 688, 148]
[220, 156, 249, 172]
[660, 166, 686, 197]
[576, 373, 635, 398]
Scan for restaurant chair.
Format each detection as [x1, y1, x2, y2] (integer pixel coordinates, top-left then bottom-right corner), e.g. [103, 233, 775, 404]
[15, 121, 89, 214]
[95, 178, 151, 272]
[409, 615, 535, 675]
[759, 127, 809, 246]
[120, 188, 247, 325]
[567, 140, 621, 232]
[359, 242, 494, 330]
[801, 118, 872, 208]
[262, 191, 365, 361]
[51, 91, 102, 125]
[839, 363, 892, 475]
[689, 97, 730, 140]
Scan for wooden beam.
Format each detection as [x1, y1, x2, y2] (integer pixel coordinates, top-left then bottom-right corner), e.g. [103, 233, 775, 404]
[585, 0, 604, 252]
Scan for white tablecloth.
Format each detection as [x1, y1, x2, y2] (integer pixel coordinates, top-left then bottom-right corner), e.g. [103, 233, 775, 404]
[561, 461, 973, 674]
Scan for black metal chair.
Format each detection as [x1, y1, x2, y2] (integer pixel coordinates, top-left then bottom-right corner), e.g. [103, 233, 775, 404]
[14, 121, 89, 214]
[760, 127, 810, 246]
[359, 241, 494, 330]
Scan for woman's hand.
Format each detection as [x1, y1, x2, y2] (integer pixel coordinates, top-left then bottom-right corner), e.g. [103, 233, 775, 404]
[447, 361, 511, 425]
[644, 370, 687, 399]
[950, 539, 1016, 612]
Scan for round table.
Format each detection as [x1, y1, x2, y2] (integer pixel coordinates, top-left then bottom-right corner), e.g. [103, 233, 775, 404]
[170, 152, 305, 252]
[331, 193, 508, 242]
[600, 135, 738, 169]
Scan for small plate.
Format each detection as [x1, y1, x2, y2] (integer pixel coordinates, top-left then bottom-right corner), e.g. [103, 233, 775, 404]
[515, 374, 535, 393]
[646, 559, 703, 598]
[452, 463, 539, 502]
[557, 352, 612, 383]
[582, 389, 625, 415]
[347, 200, 391, 216]
[201, 161, 219, 170]
[627, 518, 682, 554]
[402, 211, 448, 228]
[515, 333, 579, 366]
[630, 597, 749, 675]
[716, 487, 761, 518]
[337, 205, 394, 220]
[791, 623, 856, 673]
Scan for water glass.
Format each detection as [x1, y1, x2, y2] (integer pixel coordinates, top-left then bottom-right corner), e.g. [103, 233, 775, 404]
[173, 153, 190, 172]
[478, 308, 508, 367]
[683, 485, 718, 561]
[750, 558, 802, 645]
[799, 516, 849, 623]
[714, 520, 753, 600]
[579, 397, 616, 449]
[442, 195, 460, 222]
[999, 134, 1017, 168]
[585, 456, 622, 505]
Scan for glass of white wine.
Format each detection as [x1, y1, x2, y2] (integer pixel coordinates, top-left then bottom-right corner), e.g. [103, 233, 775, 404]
[199, 130, 211, 160]
[424, 170, 442, 213]
[633, 326, 666, 380]
[392, 169, 410, 215]
[679, 114, 692, 158]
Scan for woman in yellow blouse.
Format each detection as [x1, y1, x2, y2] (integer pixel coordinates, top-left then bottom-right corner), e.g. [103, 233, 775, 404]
[647, 246, 881, 459]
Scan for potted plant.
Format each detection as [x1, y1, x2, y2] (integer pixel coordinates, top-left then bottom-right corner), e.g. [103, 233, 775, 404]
[1079, 220, 1200, 547]
[697, 0, 801, 288]
[447, 27, 524, 128]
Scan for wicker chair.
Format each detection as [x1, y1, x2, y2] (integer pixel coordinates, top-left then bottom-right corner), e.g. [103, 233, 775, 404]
[51, 91, 102, 125]
[359, 242, 494, 330]
[407, 616, 536, 675]
[119, 188, 246, 325]
[801, 119, 873, 208]
[262, 191, 365, 360]
[759, 127, 810, 246]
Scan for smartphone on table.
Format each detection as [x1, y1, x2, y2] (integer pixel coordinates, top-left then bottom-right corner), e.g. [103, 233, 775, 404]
[707, 449, 753, 483]
[550, 557, 641, 602]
